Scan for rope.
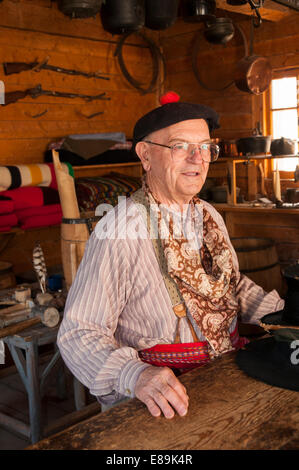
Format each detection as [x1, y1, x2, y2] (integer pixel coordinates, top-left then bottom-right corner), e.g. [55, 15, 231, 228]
[114, 31, 166, 95]
[191, 23, 248, 92]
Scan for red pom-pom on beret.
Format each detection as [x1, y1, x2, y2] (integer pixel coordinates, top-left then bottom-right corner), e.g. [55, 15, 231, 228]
[159, 91, 180, 106]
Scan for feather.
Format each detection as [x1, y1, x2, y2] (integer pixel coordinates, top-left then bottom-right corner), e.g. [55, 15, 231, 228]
[32, 241, 47, 294]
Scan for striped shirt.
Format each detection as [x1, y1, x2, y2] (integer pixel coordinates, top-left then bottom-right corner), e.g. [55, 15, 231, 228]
[57, 198, 284, 405]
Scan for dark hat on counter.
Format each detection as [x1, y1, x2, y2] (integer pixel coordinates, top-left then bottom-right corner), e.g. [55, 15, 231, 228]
[236, 262, 299, 391]
[259, 262, 299, 331]
[235, 328, 299, 391]
[133, 91, 220, 149]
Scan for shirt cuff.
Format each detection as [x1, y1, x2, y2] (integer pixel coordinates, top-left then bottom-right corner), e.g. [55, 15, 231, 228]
[118, 358, 152, 398]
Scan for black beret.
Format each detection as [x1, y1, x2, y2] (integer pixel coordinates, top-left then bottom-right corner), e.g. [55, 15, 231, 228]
[133, 98, 220, 148]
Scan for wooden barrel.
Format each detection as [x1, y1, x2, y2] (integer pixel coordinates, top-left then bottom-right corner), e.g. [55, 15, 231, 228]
[0, 261, 16, 289]
[230, 237, 285, 295]
[61, 215, 99, 290]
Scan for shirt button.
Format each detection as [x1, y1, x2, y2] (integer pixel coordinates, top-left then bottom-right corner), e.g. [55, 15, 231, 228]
[125, 388, 131, 395]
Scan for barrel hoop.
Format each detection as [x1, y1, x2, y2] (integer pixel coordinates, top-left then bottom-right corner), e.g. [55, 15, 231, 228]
[240, 262, 279, 274]
[231, 237, 275, 252]
[234, 244, 274, 252]
[62, 216, 100, 235]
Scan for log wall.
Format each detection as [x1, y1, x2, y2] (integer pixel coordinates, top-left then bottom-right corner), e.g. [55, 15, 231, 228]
[0, 0, 159, 165]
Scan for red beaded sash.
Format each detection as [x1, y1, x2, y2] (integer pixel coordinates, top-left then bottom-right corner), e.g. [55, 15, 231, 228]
[139, 324, 249, 372]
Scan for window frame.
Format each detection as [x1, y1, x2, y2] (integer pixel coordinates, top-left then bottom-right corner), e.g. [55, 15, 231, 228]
[263, 67, 299, 179]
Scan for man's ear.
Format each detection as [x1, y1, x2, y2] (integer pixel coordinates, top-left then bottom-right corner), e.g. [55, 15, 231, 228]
[135, 141, 151, 172]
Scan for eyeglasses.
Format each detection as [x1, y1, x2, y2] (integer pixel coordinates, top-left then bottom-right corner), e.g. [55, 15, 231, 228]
[143, 140, 219, 163]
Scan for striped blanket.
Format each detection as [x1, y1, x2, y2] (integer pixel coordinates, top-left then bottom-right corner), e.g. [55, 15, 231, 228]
[0, 162, 73, 191]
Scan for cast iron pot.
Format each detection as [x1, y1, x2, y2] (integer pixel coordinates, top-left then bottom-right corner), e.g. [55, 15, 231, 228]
[204, 17, 235, 45]
[236, 136, 272, 156]
[270, 137, 296, 156]
[145, 0, 179, 30]
[100, 0, 145, 35]
[58, 0, 102, 18]
[182, 0, 216, 22]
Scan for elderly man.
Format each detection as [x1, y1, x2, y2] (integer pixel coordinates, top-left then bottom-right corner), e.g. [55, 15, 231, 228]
[57, 93, 284, 419]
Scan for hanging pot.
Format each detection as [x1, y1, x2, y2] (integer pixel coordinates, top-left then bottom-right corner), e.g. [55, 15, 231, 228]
[100, 0, 145, 35]
[204, 17, 235, 45]
[234, 21, 272, 95]
[58, 0, 102, 18]
[145, 0, 179, 30]
[182, 0, 216, 23]
[270, 137, 296, 156]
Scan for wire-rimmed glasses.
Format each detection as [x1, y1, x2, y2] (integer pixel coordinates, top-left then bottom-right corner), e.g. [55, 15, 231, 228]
[143, 140, 220, 163]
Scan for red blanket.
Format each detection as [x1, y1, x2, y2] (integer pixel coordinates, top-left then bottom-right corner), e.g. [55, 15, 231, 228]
[1, 187, 60, 210]
[0, 213, 18, 228]
[15, 204, 62, 224]
[0, 196, 14, 214]
[20, 211, 62, 230]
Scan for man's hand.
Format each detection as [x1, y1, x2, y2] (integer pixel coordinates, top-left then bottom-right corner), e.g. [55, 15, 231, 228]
[135, 366, 189, 419]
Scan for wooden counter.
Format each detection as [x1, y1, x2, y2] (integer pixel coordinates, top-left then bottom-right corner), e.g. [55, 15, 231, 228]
[27, 352, 299, 451]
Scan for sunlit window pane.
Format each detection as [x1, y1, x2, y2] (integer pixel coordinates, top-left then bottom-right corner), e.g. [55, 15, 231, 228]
[276, 156, 298, 171]
[272, 109, 298, 139]
[272, 77, 297, 109]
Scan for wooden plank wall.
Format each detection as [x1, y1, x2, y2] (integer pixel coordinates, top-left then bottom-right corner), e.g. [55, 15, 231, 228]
[0, 0, 160, 165]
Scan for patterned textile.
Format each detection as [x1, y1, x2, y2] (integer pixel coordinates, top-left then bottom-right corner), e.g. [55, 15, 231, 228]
[143, 179, 239, 356]
[0, 162, 73, 191]
[75, 173, 142, 212]
[139, 323, 249, 372]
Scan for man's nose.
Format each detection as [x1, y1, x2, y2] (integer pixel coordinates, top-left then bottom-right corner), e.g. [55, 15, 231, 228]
[187, 145, 203, 162]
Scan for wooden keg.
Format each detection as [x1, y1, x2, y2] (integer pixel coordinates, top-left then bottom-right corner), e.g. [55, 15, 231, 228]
[230, 237, 285, 296]
[0, 261, 16, 289]
[61, 215, 99, 290]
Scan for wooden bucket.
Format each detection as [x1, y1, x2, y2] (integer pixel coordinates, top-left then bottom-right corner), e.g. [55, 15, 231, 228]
[0, 261, 16, 289]
[230, 237, 285, 296]
[61, 215, 99, 290]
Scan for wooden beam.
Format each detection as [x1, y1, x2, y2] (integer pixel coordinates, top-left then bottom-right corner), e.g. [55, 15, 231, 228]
[217, 0, 292, 22]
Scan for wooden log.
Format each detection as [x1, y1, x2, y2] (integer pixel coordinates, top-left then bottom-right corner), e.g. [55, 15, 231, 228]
[0, 316, 41, 338]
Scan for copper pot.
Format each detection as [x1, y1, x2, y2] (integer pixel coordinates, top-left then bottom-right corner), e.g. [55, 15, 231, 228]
[219, 139, 238, 158]
[235, 55, 272, 95]
[234, 24, 272, 95]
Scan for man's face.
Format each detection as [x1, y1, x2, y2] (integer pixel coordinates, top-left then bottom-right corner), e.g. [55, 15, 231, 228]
[136, 119, 211, 207]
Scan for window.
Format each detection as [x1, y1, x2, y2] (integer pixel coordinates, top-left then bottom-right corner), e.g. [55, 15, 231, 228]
[265, 70, 299, 172]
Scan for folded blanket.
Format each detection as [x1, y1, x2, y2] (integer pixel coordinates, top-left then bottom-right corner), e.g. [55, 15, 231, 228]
[16, 204, 62, 224]
[0, 162, 74, 191]
[20, 211, 62, 230]
[0, 213, 18, 227]
[0, 196, 14, 214]
[0, 226, 12, 232]
[1, 187, 60, 210]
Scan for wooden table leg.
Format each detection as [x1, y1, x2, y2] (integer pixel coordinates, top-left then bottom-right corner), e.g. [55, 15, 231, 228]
[25, 340, 41, 444]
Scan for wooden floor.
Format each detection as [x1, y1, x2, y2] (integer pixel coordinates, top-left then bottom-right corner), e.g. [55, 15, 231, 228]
[0, 356, 97, 450]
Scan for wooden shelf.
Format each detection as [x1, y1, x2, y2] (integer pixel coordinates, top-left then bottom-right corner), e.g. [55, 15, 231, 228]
[218, 154, 299, 161]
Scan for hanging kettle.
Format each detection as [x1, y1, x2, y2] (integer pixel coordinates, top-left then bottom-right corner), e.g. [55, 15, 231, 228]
[145, 0, 179, 30]
[182, 0, 216, 23]
[204, 17, 235, 45]
[100, 0, 145, 35]
[58, 0, 103, 18]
